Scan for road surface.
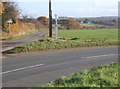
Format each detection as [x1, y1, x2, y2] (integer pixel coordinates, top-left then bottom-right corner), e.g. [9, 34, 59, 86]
[2, 47, 118, 87]
[2, 31, 48, 52]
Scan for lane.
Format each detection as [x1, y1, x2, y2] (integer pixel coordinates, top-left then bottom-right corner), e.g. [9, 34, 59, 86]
[2, 31, 48, 52]
[2, 47, 118, 87]
[3, 47, 118, 72]
[2, 54, 117, 75]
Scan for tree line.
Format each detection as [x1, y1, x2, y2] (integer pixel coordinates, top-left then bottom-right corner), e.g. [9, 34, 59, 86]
[1, 1, 83, 37]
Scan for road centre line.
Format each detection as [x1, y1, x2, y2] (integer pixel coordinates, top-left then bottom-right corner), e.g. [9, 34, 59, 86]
[1, 54, 118, 75]
[0, 56, 6, 59]
[1, 64, 45, 75]
[81, 54, 117, 59]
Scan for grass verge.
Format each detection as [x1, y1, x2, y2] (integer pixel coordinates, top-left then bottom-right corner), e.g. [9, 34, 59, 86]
[3, 29, 119, 54]
[36, 62, 119, 87]
[3, 37, 119, 54]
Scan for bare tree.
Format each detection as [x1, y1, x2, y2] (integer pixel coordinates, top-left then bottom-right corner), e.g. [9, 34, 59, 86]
[2, 2, 19, 32]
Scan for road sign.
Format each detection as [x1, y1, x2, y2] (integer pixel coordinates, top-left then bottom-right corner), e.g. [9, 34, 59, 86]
[7, 19, 13, 36]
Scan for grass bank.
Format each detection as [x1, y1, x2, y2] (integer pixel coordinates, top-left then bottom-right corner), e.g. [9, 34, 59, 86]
[37, 62, 119, 87]
[3, 29, 119, 54]
[2, 29, 46, 40]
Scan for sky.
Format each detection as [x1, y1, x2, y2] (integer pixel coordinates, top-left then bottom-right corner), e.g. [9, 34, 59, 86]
[14, 0, 119, 18]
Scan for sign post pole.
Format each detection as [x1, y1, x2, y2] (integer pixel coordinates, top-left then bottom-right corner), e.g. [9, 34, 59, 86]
[55, 14, 58, 39]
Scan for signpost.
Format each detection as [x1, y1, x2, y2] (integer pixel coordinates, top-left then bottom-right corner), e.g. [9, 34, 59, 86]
[7, 19, 13, 36]
[49, 0, 52, 37]
[55, 14, 58, 39]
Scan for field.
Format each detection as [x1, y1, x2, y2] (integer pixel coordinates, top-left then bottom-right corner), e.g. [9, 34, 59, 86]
[36, 62, 119, 87]
[3, 29, 119, 54]
[80, 23, 104, 27]
[58, 29, 118, 40]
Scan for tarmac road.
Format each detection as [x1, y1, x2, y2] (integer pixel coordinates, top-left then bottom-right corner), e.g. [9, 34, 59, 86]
[2, 46, 118, 87]
[1, 31, 48, 52]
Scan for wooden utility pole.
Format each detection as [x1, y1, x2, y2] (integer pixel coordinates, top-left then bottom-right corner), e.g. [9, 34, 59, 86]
[49, 0, 52, 37]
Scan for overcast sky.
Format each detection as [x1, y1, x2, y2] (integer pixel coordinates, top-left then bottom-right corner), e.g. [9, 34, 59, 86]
[15, 0, 119, 18]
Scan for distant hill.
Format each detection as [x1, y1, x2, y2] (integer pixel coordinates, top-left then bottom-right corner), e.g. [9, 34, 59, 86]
[75, 16, 117, 21]
[74, 16, 118, 26]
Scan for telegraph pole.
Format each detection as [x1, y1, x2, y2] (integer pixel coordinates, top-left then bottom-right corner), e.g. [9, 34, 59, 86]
[49, 0, 52, 37]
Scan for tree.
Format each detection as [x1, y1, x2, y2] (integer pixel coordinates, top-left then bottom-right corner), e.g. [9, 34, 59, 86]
[2, 2, 19, 32]
[60, 19, 81, 30]
[0, 2, 3, 14]
[37, 16, 49, 26]
[112, 19, 116, 23]
[0, 2, 2, 29]
[83, 19, 89, 23]
[20, 15, 35, 23]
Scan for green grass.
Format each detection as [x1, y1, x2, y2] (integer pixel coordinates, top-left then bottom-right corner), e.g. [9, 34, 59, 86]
[36, 62, 119, 87]
[3, 29, 119, 54]
[58, 29, 118, 40]
[81, 23, 104, 27]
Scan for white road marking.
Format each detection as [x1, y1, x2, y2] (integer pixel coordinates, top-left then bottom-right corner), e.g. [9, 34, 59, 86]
[0, 56, 6, 59]
[0, 64, 45, 75]
[81, 54, 117, 59]
[1, 54, 118, 75]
